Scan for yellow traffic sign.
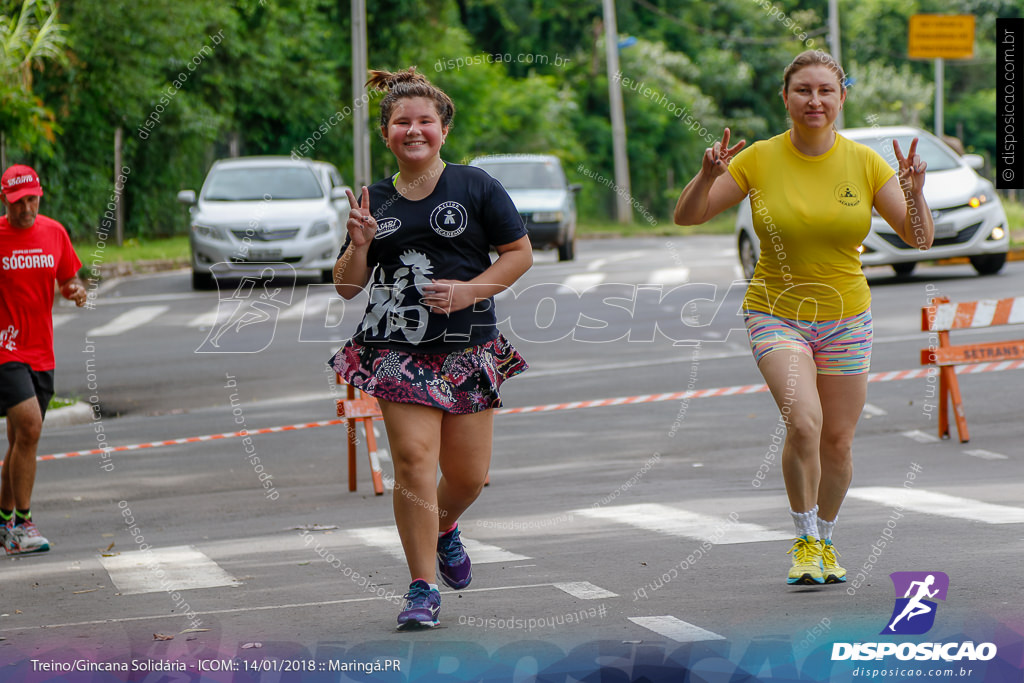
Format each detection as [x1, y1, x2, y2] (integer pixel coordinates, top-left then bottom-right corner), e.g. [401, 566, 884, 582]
[909, 14, 975, 59]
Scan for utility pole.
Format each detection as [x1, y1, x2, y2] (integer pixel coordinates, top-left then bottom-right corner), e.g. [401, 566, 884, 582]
[352, 0, 371, 189]
[602, 0, 632, 223]
[828, 0, 845, 130]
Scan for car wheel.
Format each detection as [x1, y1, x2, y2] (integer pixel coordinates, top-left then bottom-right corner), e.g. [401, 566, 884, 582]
[739, 232, 757, 280]
[969, 253, 1006, 276]
[892, 262, 916, 277]
[321, 268, 334, 284]
[558, 236, 576, 261]
[191, 269, 215, 290]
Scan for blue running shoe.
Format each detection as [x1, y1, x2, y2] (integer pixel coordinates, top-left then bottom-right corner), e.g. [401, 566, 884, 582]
[436, 524, 472, 589]
[397, 580, 440, 630]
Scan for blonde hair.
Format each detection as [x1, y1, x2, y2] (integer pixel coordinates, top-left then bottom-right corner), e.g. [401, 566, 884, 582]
[366, 67, 455, 132]
[782, 50, 846, 95]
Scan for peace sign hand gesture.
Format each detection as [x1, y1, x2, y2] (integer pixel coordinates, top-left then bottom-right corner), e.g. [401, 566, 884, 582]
[702, 128, 746, 179]
[894, 138, 926, 196]
[345, 186, 377, 248]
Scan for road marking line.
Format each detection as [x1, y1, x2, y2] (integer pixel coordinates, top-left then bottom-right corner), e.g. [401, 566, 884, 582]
[187, 306, 222, 328]
[576, 504, 791, 544]
[553, 581, 618, 599]
[98, 545, 239, 595]
[562, 273, 605, 292]
[901, 430, 940, 443]
[52, 313, 73, 329]
[846, 487, 1024, 524]
[348, 526, 530, 563]
[0, 582, 578, 633]
[649, 268, 690, 285]
[629, 616, 726, 642]
[964, 449, 1008, 460]
[862, 403, 887, 416]
[86, 305, 169, 336]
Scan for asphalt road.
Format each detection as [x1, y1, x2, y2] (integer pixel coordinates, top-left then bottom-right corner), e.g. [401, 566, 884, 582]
[2, 236, 1022, 682]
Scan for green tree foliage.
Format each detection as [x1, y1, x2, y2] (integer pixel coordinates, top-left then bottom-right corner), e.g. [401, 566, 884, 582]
[7, 0, 1010, 237]
[0, 0, 67, 161]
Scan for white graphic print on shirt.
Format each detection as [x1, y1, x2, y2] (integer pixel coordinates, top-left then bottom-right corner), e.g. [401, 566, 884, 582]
[364, 250, 433, 344]
[0, 325, 18, 352]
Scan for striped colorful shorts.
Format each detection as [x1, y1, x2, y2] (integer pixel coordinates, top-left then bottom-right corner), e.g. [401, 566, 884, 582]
[744, 309, 873, 375]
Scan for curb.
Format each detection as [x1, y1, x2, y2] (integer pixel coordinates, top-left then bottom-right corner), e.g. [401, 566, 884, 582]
[0, 402, 93, 429]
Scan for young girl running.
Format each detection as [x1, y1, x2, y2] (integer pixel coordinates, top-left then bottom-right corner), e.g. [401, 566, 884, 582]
[673, 50, 933, 585]
[329, 68, 532, 628]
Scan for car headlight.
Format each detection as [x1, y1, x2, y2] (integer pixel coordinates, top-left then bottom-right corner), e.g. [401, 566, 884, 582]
[192, 224, 227, 241]
[532, 211, 563, 223]
[308, 220, 332, 238]
[968, 190, 992, 209]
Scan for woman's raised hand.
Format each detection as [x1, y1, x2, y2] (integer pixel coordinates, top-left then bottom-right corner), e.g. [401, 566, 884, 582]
[345, 186, 377, 248]
[894, 138, 927, 195]
[702, 128, 746, 178]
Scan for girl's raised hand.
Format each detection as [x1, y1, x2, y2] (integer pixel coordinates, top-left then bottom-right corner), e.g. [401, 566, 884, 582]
[345, 186, 377, 247]
[702, 128, 746, 178]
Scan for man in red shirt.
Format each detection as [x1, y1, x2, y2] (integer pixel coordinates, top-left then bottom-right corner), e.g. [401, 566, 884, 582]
[0, 164, 86, 554]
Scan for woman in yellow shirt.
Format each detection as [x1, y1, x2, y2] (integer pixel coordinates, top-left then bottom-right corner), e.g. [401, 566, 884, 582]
[674, 50, 934, 585]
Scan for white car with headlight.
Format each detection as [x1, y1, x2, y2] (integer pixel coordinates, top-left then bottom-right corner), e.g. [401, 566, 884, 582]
[735, 126, 1010, 278]
[178, 156, 350, 289]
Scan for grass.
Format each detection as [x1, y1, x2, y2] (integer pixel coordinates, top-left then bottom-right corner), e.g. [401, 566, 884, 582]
[578, 207, 738, 238]
[74, 235, 191, 263]
[1005, 198, 1024, 245]
[48, 396, 77, 411]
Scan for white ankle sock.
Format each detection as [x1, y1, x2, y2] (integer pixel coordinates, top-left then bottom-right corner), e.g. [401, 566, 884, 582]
[817, 515, 837, 542]
[790, 506, 819, 539]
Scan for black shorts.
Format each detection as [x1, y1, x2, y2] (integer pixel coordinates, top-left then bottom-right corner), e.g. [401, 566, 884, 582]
[0, 362, 54, 419]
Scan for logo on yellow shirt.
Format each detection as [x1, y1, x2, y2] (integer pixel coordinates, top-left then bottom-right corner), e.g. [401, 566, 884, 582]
[834, 182, 861, 207]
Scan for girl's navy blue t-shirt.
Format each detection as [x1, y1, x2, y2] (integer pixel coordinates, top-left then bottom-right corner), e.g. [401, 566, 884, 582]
[342, 163, 526, 353]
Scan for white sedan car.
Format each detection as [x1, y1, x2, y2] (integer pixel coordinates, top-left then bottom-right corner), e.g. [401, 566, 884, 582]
[736, 126, 1010, 278]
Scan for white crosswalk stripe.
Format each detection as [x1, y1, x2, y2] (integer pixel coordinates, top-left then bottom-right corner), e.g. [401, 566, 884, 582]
[847, 487, 1024, 524]
[563, 273, 605, 291]
[86, 305, 169, 336]
[553, 581, 618, 599]
[347, 525, 530, 563]
[648, 268, 690, 285]
[629, 615, 726, 642]
[98, 545, 240, 595]
[576, 503, 792, 544]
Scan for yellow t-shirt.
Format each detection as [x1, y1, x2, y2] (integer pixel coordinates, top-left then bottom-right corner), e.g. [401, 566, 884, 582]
[729, 131, 895, 321]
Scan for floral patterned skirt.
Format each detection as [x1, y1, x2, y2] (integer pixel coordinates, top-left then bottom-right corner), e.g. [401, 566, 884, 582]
[328, 334, 527, 414]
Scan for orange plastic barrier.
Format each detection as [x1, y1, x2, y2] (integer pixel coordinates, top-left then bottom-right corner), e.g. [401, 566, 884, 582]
[920, 295, 1024, 442]
[336, 376, 385, 495]
[334, 376, 490, 494]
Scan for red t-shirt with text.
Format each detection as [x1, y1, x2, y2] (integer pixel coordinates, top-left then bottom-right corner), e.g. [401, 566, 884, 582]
[0, 214, 82, 371]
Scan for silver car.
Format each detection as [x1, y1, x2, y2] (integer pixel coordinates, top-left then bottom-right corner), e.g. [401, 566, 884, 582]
[469, 154, 580, 261]
[736, 126, 1010, 278]
[178, 156, 350, 289]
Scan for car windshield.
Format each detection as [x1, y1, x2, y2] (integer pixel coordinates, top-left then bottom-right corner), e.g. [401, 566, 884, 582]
[476, 161, 565, 190]
[845, 133, 960, 172]
[204, 166, 324, 200]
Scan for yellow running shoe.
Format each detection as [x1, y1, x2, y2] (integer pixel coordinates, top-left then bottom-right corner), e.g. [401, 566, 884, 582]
[787, 535, 824, 585]
[820, 539, 846, 583]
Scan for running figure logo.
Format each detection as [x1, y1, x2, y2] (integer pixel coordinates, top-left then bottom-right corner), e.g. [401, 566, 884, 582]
[196, 265, 295, 353]
[881, 571, 949, 635]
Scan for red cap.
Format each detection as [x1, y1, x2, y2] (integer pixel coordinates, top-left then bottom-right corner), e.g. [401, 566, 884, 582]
[2, 165, 44, 203]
